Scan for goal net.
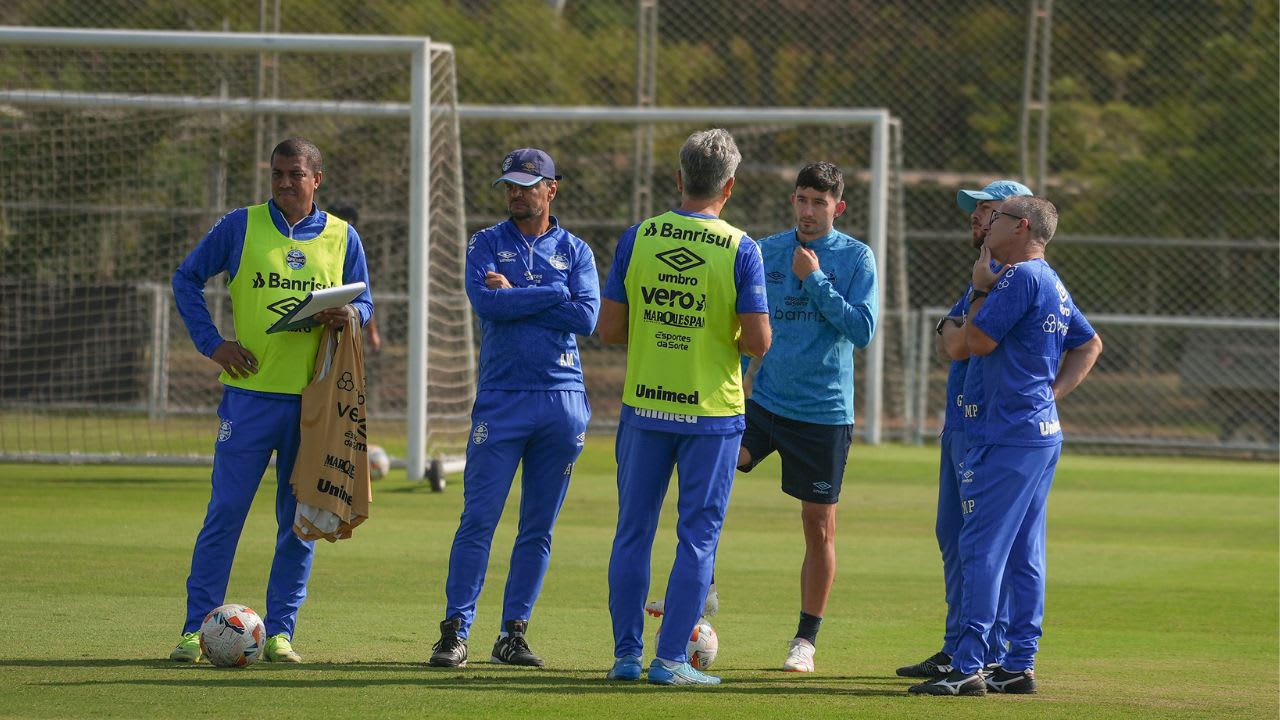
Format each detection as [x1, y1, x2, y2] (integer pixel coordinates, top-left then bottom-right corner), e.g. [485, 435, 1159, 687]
[0, 29, 474, 475]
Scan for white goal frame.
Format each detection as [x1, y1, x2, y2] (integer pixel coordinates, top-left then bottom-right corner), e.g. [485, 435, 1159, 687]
[452, 104, 894, 445]
[1, 27, 895, 477]
[0, 26, 456, 481]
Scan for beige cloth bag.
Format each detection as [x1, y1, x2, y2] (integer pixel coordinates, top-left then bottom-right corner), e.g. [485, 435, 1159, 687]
[289, 315, 371, 542]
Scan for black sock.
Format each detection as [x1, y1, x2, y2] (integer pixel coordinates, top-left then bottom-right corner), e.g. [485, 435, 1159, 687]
[796, 611, 822, 645]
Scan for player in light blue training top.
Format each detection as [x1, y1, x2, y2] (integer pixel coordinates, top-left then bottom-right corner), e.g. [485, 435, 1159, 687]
[428, 148, 599, 670]
[737, 162, 878, 673]
[897, 179, 1032, 681]
[909, 195, 1102, 697]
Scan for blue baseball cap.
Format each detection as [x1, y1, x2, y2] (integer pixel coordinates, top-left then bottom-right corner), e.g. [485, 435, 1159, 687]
[956, 179, 1033, 213]
[492, 148, 561, 187]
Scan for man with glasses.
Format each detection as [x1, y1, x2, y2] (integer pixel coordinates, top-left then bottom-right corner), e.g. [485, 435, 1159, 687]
[428, 148, 599, 669]
[909, 195, 1103, 696]
[897, 180, 1030, 681]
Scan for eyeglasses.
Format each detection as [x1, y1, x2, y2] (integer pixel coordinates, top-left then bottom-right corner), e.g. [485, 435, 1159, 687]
[987, 208, 1026, 226]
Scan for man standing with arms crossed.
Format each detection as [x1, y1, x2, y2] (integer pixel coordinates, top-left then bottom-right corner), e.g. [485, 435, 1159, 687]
[598, 128, 771, 686]
[909, 195, 1102, 696]
[897, 180, 1031, 680]
[737, 161, 878, 673]
[169, 137, 374, 664]
[428, 148, 599, 669]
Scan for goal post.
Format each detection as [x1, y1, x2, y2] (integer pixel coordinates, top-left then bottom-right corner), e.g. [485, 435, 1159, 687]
[453, 104, 895, 444]
[0, 27, 473, 480]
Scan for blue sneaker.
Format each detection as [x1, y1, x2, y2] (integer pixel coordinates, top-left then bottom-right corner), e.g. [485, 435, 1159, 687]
[607, 655, 643, 681]
[647, 659, 721, 686]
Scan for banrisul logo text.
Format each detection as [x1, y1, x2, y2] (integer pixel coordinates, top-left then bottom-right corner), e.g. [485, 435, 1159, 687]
[252, 271, 333, 293]
[642, 221, 733, 248]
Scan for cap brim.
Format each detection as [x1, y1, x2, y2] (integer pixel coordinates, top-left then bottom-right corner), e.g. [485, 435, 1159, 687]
[956, 190, 992, 213]
[492, 172, 545, 187]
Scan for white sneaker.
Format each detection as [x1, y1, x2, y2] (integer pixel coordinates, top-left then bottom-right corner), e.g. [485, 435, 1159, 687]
[783, 638, 815, 672]
[645, 584, 720, 618]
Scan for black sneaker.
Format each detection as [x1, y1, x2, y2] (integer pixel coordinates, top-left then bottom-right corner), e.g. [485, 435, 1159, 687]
[896, 651, 953, 678]
[907, 669, 987, 696]
[984, 666, 1037, 694]
[490, 619, 544, 667]
[429, 618, 468, 667]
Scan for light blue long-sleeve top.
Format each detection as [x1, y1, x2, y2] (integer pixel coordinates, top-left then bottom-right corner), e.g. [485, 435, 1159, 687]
[749, 228, 878, 425]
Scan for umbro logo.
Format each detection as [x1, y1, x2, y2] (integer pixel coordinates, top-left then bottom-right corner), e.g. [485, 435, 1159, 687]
[654, 247, 705, 273]
[266, 296, 303, 317]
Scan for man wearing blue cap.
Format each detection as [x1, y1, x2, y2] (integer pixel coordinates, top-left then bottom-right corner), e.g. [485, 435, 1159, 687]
[428, 148, 599, 668]
[909, 195, 1102, 696]
[896, 179, 1030, 682]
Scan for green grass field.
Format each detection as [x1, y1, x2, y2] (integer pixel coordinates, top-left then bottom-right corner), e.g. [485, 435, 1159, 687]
[1, 443, 1276, 719]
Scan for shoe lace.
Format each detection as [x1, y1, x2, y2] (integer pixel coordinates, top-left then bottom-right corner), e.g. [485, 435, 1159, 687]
[433, 634, 462, 653]
[506, 635, 532, 655]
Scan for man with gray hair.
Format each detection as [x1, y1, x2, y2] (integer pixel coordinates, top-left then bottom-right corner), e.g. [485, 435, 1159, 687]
[910, 195, 1102, 696]
[598, 128, 771, 686]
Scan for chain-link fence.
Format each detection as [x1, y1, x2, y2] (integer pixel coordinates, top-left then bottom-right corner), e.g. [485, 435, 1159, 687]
[2, 0, 1276, 457]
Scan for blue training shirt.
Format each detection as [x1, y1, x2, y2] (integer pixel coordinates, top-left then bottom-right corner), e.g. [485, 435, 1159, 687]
[961, 258, 1096, 447]
[603, 210, 768, 435]
[942, 288, 973, 433]
[172, 200, 374, 359]
[466, 216, 600, 391]
[749, 228, 877, 425]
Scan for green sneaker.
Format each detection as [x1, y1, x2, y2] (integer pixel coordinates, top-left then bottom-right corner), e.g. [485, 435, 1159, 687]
[169, 631, 202, 663]
[264, 633, 302, 663]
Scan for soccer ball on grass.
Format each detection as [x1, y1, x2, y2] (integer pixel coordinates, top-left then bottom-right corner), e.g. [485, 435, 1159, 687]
[654, 617, 718, 670]
[368, 444, 390, 481]
[199, 604, 265, 667]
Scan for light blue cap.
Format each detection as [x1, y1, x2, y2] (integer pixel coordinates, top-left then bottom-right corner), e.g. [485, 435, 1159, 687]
[956, 179, 1033, 213]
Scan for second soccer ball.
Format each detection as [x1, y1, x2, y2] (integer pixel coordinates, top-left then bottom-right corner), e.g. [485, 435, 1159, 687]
[654, 617, 719, 670]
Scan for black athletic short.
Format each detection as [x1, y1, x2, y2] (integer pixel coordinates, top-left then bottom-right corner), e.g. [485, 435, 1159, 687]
[737, 399, 854, 504]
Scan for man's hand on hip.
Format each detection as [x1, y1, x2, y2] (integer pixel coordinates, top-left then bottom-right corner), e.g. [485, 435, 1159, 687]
[212, 341, 258, 378]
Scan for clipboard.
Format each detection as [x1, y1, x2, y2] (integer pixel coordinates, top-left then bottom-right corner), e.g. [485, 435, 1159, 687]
[266, 281, 366, 334]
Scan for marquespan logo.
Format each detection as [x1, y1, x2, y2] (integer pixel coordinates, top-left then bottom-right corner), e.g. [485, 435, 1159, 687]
[285, 248, 307, 270]
[766, 271, 785, 283]
[217, 419, 232, 442]
[654, 247, 705, 274]
[472, 421, 489, 445]
[549, 252, 570, 271]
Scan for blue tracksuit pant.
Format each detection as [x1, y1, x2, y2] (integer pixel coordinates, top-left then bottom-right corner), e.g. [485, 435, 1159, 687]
[444, 389, 589, 638]
[183, 387, 314, 638]
[953, 442, 1061, 674]
[608, 424, 740, 664]
[937, 430, 1008, 663]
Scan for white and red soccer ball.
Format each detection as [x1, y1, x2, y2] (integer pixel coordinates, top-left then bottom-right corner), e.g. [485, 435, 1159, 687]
[654, 617, 719, 670]
[199, 604, 265, 667]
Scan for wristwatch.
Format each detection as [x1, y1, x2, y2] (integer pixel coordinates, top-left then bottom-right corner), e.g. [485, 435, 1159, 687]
[934, 315, 963, 335]
[968, 287, 990, 304]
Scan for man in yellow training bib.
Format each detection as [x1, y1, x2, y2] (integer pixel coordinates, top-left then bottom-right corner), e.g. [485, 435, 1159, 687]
[598, 128, 771, 686]
[168, 137, 374, 665]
